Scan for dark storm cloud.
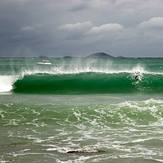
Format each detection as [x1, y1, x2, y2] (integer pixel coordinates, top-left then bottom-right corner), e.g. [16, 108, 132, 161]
[0, 0, 163, 57]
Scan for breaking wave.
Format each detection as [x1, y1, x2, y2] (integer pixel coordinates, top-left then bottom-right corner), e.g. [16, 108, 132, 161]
[1, 65, 163, 94]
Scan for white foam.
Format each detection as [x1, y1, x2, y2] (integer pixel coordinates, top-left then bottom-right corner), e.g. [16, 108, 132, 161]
[0, 75, 17, 93]
[37, 62, 52, 65]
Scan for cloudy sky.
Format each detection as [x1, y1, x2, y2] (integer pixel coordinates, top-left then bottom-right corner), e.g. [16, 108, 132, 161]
[0, 0, 163, 57]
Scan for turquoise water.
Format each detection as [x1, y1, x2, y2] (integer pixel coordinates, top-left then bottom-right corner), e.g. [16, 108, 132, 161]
[0, 57, 163, 163]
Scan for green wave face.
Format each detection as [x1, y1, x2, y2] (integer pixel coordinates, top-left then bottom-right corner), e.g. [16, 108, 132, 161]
[13, 72, 163, 94]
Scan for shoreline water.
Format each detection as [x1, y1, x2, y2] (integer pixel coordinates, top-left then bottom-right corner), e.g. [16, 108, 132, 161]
[0, 94, 163, 163]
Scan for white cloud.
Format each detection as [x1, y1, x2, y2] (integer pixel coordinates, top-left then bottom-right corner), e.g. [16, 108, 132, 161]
[59, 21, 93, 31]
[88, 23, 124, 34]
[59, 22, 124, 40]
[139, 17, 163, 29]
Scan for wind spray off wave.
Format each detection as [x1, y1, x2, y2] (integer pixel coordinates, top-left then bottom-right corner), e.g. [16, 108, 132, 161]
[1, 60, 163, 94]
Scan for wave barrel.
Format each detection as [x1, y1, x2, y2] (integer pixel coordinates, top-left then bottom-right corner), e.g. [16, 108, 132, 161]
[13, 73, 136, 94]
[12, 72, 163, 94]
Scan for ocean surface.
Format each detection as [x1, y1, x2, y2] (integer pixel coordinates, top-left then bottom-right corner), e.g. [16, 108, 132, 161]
[0, 57, 163, 163]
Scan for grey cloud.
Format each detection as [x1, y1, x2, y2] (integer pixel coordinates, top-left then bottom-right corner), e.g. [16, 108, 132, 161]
[59, 21, 93, 40]
[0, 0, 163, 57]
[69, 3, 88, 12]
[21, 26, 35, 32]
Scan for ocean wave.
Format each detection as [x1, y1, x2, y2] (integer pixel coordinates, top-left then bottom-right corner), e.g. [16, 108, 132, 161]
[1, 65, 163, 94]
[12, 72, 163, 94]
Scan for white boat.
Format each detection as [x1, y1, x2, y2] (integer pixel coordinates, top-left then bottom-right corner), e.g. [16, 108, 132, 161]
[37, 60, 52, 65]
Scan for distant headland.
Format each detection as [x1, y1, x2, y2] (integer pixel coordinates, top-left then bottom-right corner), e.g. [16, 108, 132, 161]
[0, 52, 163, 59]
[86, 52, 114, 59]
[60, 52, 163, 59]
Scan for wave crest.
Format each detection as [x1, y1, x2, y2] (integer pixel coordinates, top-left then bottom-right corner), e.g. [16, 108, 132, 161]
[1, 65, 163, 94]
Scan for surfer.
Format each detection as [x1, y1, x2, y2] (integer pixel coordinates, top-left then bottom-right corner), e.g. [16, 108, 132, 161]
[134, 72, 141, 81]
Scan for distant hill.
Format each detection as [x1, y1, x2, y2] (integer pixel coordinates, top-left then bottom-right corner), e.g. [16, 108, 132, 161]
[86, 52, 114, 59]
[63, 56, 73, 59]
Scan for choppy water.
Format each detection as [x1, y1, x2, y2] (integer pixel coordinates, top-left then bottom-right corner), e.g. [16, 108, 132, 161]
[0, 57, 163, 163]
